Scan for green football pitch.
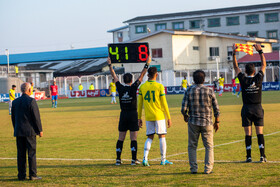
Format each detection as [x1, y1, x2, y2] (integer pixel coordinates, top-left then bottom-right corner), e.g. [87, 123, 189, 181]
[0, 91, 279, 186]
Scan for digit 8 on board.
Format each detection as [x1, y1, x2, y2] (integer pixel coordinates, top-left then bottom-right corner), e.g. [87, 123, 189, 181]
[138, 45, 148, 61]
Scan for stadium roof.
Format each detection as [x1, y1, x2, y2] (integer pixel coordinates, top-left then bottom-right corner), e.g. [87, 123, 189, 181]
[238, 51, 280, 63]
[0, 47, 108, 65]
[124, 3, 280, 23]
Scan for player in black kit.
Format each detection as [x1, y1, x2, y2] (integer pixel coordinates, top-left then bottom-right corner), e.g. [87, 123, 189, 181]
[232, 43, 267, 163]
[107, 56, 151, 165]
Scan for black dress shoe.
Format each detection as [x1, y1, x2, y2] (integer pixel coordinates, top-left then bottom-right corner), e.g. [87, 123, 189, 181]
[30, 176, 42, 180]
[18, 178, 26, 181]
[191, 171, 197, 174]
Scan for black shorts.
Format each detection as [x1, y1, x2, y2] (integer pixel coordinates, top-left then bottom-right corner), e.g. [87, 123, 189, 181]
[118, 110, 139, 132]
[241, 104, 264, 127]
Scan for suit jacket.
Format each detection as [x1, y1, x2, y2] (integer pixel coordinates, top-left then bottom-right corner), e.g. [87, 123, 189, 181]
[11, 94, 42, 137]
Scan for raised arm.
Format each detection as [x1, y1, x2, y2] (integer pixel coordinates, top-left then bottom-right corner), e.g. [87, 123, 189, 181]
[232, 43, 241, 75]
[137, 56, 151, 82]
[254, 44, 266, 74]
[107, 57, 119, 83]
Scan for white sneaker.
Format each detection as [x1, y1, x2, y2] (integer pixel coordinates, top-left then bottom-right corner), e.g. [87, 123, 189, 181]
[131, 159, 141, 165]
[115, 159, 122, 166]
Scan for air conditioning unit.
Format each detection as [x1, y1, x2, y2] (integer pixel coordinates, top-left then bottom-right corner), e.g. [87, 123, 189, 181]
[227, 56, 233, 61]
[209, 56, 216, 61]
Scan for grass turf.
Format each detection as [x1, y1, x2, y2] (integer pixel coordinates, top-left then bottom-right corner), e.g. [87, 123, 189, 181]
[0, 91, 279, 186]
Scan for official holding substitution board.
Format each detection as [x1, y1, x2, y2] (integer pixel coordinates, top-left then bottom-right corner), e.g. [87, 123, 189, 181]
[232, 43, 267, 162]
[107, 56, 151, 165]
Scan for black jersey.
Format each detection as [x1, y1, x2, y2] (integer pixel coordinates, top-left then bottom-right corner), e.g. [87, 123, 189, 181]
[116, 80, 141, 111]
[238, 71, 264, 105]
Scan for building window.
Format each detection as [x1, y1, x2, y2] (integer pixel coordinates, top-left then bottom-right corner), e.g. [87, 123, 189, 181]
[272, 47, 279, 51]
[226, 16, 239, 26]
[227, 46, 233, 56]
[172, 22, 184, 30]
[135, 25, 147, 33]
[208, 18, 221, 27]
[189, 20, 201, 29]
[117, 32, 123, 38]
[152, 48, 163, 58]
[267, 30, 278, 39]
[265, 13, 279, 22]
[209, 47, 219, 57]
[193, 46, 199, 50]
[247, 31, 258, 37]
[155, 23, 166, 31]
[246, 14, 259, 24]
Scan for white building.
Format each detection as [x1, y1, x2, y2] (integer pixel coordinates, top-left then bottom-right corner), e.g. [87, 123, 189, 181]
[108, 2, 280, 50]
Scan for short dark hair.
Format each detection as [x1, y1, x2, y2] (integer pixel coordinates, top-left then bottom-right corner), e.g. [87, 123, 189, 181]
[148, 67, 157, 78]
[245, 63, 255, 75]
[123, 73, 133, 84]
[193, 70, 205, 84]
[12, 85, 16, 88]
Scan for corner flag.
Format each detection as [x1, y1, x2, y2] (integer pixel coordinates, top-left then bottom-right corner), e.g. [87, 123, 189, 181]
[235, 43, 254, 56]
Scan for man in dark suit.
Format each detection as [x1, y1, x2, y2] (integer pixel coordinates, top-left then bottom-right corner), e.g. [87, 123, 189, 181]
[11, 82, 43, 180]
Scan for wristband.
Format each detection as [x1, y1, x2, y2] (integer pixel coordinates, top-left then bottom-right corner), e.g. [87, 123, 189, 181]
[144, 63, 149, 69]
[215, 121, 220, 123]
[108, 64, 112, 67]
[258, 50, 263, 55]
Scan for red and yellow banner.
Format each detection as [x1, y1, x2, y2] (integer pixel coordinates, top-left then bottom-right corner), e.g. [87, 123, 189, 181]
[235, 43, 254, 56]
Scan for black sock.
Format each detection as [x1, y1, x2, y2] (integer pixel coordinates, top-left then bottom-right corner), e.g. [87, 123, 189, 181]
[116, 140, 123, 160]
[245, 135, 252, 158]
[257, 134, 265, 157]
[131, 140, 137, 160]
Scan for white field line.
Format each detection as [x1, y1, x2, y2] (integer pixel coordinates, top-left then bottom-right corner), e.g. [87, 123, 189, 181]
[0, 131, 279, 163]
[154, 130, 280, 159]
[0, 158, 279, 163]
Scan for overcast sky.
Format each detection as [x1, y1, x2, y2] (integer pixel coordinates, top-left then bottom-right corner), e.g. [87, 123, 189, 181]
[0, 0, 279, 54]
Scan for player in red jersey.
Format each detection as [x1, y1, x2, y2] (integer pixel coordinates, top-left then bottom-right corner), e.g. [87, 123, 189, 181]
[50, 81, 58, 108]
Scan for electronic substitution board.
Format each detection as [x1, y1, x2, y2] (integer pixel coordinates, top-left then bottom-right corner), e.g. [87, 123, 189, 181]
[108, 43, 149, 63]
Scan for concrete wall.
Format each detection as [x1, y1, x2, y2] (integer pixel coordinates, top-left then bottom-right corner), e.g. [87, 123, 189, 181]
[0, 77, 24, 94]
[172, 35, 200, 70]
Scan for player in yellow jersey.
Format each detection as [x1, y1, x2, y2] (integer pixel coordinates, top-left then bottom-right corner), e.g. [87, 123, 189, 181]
[78, 83, 83, 91]
[109, 80, 117, 104]
[138, 67, 173, 166]
[89, 83, 94, 90]
[181, 76, 188, 91]
[218, 74, 224, 96]
[9, 85, 16, 115]
[30, 82, 34, 98]
[15, 65, 19, 77]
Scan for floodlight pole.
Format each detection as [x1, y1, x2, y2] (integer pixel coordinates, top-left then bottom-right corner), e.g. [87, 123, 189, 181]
[216, 56, 220, 79]
[5, 49, 9, 77]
